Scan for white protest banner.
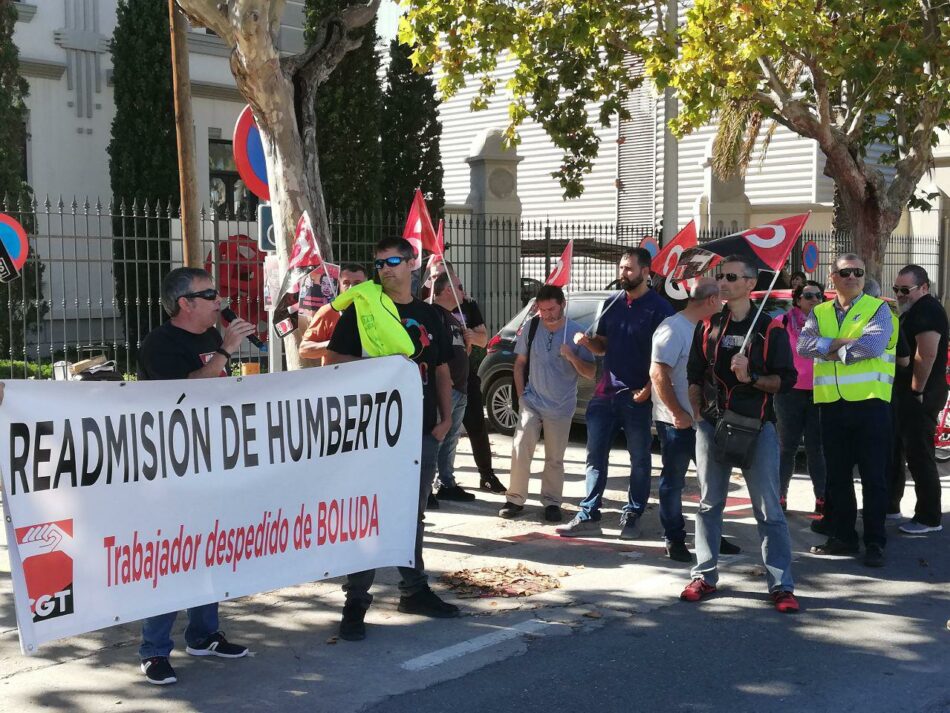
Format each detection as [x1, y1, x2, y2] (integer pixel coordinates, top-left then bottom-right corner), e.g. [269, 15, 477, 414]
[0, 356, 421, 654]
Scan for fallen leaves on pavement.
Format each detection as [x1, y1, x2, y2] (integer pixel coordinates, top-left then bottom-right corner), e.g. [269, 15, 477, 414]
[440, 563, 561, 598]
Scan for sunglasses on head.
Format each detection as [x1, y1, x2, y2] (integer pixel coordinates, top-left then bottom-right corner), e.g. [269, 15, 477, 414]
[715, 272, 751, 282]
[182, 288, 219, 301]
[893, 284, 921, 296]
[835, 267, 864, 278]
[374, 256, 409, 270]
[800, 290, 823, 300]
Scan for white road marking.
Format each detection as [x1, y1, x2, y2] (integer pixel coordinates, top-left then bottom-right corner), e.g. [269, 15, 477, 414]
[400, 619, 556, 672]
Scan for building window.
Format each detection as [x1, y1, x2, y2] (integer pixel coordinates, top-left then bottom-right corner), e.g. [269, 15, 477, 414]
[209, 138, 259, 220]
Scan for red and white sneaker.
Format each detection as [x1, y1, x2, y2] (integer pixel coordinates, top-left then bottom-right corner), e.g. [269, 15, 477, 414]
[680, 579, 716, 602]
[771, 590, 800, 613]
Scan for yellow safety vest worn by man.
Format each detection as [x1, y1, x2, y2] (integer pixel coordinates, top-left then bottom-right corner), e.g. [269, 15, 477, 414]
[330, 281, 414, 357]
[812, 294, 898, 404]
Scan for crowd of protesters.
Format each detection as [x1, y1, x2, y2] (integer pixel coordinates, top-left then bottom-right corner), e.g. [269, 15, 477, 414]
[120, 238, 945, 684]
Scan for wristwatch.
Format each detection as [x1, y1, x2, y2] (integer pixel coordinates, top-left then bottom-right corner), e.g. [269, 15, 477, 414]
[216, 347, 232, 360]
[748, 371, 759, 386]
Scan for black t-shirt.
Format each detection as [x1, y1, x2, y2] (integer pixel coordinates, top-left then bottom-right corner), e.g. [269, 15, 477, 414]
[896, 293, 949, 394]
[452, 299, 486, 375]
[328, 298, 451, 432]
[437, 305, 469, 393]
[138, 322, 225, 381]
[687, 306, 797, 423]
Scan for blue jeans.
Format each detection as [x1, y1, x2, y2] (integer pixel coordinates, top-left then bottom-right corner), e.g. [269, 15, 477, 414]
[655, 421, 695, 544]
[774, 389, 826, 500]
[343, 432, 439, 608]
[578, 394, 653, 521]
[436, 389, 468, 488]
[691, 420, 794, 592]
[140, 603, 218, 659]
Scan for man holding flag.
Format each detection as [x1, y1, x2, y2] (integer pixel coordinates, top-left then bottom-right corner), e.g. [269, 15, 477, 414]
[558, 247, 674, 539]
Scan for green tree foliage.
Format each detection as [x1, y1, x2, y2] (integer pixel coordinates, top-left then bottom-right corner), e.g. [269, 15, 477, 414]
[402, 0, 654, 198]
[648, 0, 950, 272]
[305, 0, 383, 217]
[0, 0, 47, 365]
[107, 0, 178, 341]
[381, 38, 444, 218]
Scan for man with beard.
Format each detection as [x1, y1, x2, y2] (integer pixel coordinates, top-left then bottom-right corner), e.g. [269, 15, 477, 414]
[558, 248, 674, 538]
[499, 284, 595, 522]
[326, 236, 459, 641]
[889, 264, 947, 534]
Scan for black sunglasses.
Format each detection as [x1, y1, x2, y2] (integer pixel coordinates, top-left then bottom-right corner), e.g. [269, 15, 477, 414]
[835, 268, 865, 278]
[374, 256, 409, 270]
[892, 284, 921, 296]
[800, 291, 823, 300]
[182, 288, 219, 301]
[715, 272, 751, 282]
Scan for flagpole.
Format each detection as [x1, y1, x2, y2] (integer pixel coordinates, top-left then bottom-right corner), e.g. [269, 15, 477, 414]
[739, 268, 780, 354]
[587, 290, 624, 336]
[563, 291, 569, 343]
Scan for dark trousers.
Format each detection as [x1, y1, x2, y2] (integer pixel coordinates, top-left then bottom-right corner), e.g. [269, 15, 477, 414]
[463, 373, 496, 477]
[889, 386, 946, 526]
[342, 434, 438, 609]
[820, 398, 891, 548]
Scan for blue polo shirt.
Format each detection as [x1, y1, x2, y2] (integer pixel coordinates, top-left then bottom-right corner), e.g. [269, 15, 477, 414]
[594, 289, 674, 397]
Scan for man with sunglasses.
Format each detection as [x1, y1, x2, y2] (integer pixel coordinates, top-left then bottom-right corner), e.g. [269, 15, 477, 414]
[682, 256, 799, 612]
[136, 267, 256, 684]
[888, 265, 947, 535]
[798, 254, 898, 567]
[326, 236, 459, 641]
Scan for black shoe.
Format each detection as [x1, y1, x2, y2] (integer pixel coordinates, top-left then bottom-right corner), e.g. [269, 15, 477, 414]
[810, 517, 831, 535]
[141, 656, 177, 685]
[499, 501, 524, 519]
[719, 537, 741, 555]
[544, 505, 563, 523]
[185, 631, 248, 658]
[398, 589, 460, 618]
[666, 540, 693, 563]
[427, 493, 440, 510]
[339, 602, 367, 641]
[809, 538, 859, 556]
[480, 473, 507, 494]
[863, 543, 885, 568]
[436, 484, 476, 502]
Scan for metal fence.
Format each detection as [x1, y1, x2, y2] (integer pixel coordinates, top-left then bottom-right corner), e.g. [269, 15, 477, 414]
[0, 194, 941, 379]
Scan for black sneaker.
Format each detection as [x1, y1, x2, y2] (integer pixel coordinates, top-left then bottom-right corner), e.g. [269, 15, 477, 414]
[185, 632, 248, 658]
[141, 656, 177, 685]
[719, 537, 741, 555]
[544, 505, 563, 523]
[339, 602, 367, 641]
[666, 540, 693, 563]
[480, 473, 507, 494]
[863, 543, 885, 568]
[426, 493, 440, 510]
[809, 538, 859, 556]
[436, 484, 476, 502]
[398, 589, 460, 618]
[498, 501, 524, 519]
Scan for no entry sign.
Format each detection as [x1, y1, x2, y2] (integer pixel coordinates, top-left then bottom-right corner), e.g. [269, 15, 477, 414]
[233, 105, 270, 202]
[639, 236, 660, 258]
[0, 213, 28, 282]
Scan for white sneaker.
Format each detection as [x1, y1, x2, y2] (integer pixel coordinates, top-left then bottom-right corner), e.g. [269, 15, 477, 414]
[898, 520, 943, 534]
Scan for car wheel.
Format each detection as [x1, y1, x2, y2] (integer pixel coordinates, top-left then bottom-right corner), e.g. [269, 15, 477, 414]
[485, 375, 518, 436]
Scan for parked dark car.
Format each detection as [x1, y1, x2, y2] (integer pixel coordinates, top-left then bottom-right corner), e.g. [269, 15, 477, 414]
[477, 287, 841, 435]
[478, 291, 614, 435]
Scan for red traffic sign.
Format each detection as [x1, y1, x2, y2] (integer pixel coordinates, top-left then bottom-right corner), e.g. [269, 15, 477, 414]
[802, 240, 820, 273]
[0, 213, 28, 283]
[639, 236, 660, 258]
[233, 105, 269, 201]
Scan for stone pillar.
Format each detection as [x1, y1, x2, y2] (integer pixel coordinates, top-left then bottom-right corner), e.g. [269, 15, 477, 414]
[693, 138, 751, 233]
[461, 128, 523, 330]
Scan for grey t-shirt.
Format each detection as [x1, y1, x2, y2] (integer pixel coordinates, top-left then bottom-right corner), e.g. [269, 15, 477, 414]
[651, 312, 697, 427]
[515, 317, 594, 419]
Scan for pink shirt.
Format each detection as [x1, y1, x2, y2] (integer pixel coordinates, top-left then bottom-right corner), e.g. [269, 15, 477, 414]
[775, 307, 813, 390]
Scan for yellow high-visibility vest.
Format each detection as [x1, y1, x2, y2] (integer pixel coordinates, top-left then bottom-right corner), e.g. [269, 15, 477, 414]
[331, 281, 415, 358]
[812, 295, 898, 404]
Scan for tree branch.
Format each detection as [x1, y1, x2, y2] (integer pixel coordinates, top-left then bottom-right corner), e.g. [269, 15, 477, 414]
[757, 56, 791, 106]
[175, 0, 233, 44]
[340, 0, 382, 33]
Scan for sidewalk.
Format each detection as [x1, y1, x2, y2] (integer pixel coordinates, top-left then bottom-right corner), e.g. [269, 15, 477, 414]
[1, 426, 947, 712]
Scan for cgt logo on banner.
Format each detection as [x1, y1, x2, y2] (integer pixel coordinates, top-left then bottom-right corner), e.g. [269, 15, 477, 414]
[15, 520, 75, 622]
[0, 356, 422, 655]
